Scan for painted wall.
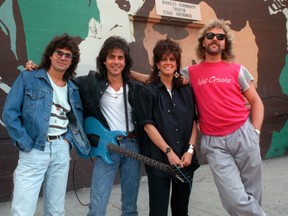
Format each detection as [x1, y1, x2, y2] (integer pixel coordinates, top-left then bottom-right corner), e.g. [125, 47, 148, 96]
[0, 0, 287, 202]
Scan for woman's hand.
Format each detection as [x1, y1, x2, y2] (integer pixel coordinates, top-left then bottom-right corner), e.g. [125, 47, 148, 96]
[181, 152, 193, 167]
[167, 150, 184, 168]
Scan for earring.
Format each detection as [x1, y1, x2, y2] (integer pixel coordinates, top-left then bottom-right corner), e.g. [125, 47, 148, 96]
[158, 69, 161, 77]
[174, 71, 179, 78]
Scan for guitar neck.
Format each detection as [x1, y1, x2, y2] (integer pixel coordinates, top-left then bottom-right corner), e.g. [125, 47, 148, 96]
[107, 143, 172, 173]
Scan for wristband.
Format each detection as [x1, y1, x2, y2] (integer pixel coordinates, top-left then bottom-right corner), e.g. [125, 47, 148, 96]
[188, 144, 195, 149]
[187, 148, 194, 155]
[187, 144, 195, 155]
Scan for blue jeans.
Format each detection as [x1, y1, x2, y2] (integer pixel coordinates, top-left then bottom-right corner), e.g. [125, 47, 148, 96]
[11, 138, 70, 216]
[88, 138, 141, 216]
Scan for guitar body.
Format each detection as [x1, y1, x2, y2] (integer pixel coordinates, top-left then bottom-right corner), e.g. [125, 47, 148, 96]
[80, 117, 126, 164]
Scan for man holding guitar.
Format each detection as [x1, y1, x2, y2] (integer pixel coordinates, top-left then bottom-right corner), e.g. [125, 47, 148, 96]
[76, 36, 143, 216]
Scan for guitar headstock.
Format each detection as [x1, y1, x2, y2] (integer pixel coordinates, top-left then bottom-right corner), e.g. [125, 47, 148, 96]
[170, 165, 193, 185]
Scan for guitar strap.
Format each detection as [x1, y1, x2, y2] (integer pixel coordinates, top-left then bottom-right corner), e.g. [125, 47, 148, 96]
[123, 81, 129, 134]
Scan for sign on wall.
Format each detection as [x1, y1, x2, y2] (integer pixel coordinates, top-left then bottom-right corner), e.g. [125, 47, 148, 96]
[155, 0, 201, 21]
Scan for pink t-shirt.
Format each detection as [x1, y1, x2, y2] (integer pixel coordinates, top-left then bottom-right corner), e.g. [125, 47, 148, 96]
[188, 61, 250, 136]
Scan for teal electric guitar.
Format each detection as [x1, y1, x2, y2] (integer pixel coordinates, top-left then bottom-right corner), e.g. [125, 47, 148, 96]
[78, 117, 195, 184]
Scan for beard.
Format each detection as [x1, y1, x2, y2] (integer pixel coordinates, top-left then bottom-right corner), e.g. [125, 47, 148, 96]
[205, 43, 223, 56]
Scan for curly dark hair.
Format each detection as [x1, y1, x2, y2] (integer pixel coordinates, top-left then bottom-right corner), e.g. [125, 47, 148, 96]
[148, 38, 183, 88]
[196, 19, 235, 62]
[97, 36, 132, 81]
[38, 33, 80, 81]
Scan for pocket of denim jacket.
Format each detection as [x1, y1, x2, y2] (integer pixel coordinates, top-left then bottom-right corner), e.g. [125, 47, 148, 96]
[24, 89, 46, 112]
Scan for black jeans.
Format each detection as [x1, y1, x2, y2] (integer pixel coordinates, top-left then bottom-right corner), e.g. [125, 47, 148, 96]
[147, 173, 192, 216]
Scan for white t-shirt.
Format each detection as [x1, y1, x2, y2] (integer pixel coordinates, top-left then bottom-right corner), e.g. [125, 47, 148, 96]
[47, 74, 71, 136]
[100, 84, 134, 132]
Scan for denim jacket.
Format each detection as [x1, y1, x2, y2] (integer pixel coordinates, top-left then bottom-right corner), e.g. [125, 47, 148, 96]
[2, 69, 91, 154]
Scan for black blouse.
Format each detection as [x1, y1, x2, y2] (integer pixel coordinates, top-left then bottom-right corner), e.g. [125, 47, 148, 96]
[137, 81, 197, 177]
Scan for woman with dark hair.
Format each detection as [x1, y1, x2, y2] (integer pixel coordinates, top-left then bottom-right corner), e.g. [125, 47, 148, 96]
[137, 38, 199, 216]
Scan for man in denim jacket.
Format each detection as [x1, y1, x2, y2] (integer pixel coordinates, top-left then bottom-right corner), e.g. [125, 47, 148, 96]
[2, 33, 90, 216]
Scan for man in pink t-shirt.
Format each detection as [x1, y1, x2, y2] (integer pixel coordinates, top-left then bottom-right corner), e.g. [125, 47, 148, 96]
[186, 19, 266, 216]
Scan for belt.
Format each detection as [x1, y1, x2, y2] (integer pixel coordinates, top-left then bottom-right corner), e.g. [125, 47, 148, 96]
[47, 133, 65, 142]
[117, 131, 136, 140]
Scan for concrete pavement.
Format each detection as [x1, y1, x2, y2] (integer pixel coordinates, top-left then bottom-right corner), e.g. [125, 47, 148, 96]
[0, 156, 287, 215]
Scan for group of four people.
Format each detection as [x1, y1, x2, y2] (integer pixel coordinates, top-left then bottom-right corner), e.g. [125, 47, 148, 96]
[2, 18, 266, 216]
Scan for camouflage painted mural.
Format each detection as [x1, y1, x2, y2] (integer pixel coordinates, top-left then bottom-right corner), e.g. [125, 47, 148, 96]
[0, 0, 287, 201]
